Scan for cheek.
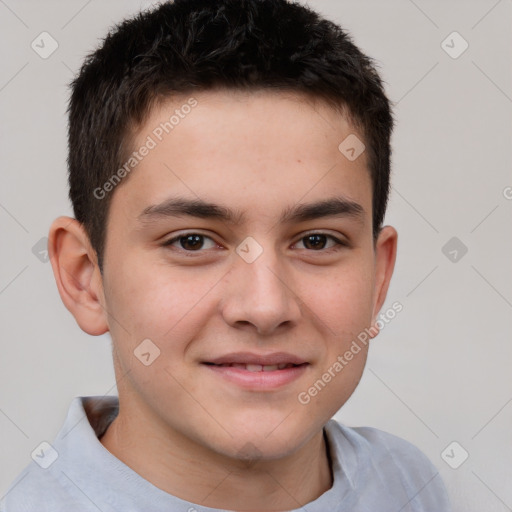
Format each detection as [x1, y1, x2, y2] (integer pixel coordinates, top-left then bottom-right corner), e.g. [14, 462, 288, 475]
[104, 258, 222, 350]
[299, 260, 375, 338]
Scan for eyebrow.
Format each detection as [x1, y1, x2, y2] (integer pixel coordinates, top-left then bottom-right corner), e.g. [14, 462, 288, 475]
[138, 196, 365, 225]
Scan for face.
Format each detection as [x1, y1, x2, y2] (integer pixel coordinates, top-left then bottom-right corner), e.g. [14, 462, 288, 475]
[98, 90, 395, 460]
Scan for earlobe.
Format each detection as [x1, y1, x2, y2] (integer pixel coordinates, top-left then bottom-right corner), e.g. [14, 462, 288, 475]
[48, 216, 109, 336]
[369, 226, 398, 338]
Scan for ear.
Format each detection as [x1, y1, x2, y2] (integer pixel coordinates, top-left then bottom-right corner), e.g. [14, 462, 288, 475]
[369, 225, 398, 338]
[48, 216, 109, 336]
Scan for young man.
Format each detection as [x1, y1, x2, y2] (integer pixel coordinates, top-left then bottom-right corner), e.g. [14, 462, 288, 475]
[2, 0, 451, 510]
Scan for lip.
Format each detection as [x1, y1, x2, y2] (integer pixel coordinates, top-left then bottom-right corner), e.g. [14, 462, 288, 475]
[204, 351, 308, 366]
[201, 352, 310, 390]
[202, 363, 309, 390]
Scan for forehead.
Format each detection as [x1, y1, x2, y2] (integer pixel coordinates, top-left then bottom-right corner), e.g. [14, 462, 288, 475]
[110, 89, 372, 225]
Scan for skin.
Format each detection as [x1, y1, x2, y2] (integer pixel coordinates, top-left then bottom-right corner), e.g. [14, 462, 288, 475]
[49, 89, 397, 511]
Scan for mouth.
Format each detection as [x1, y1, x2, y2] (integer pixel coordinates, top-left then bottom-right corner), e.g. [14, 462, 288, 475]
[203, 362, 306, 372]
[203, 351, 308, 367]
[201, 353, 310, 389]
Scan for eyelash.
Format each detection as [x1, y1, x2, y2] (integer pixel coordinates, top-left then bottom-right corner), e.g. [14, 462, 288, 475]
[161, 232, 348, 253]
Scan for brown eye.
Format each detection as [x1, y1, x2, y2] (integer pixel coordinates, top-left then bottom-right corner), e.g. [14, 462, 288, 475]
[296, 233, 344, 251]
[163, 233, 217, 251]
[179, 234, 204, 250]
[303, 234, 328, 250]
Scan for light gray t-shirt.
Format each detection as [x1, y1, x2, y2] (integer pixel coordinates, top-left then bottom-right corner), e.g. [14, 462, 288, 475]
[1, 396, 451, 511]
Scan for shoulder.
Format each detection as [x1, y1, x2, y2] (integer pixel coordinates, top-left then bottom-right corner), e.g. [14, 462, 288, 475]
[325, 420, 452, 511]
[342, 422, 435, 468]
[1, 464, 97, 512]
[1, 396, 118, 512]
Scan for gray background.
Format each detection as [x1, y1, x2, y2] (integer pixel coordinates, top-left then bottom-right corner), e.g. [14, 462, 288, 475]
[1, 1, 511, 510]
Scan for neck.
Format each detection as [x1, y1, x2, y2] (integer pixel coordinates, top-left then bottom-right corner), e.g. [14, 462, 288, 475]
[99, 402, 333, 511]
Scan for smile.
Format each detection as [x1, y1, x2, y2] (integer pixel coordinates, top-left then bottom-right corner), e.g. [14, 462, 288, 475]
[206, 362, 300, 371]
[201, 360, 309, 390]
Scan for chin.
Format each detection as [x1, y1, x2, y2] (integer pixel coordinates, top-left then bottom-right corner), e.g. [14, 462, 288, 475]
[215, 415, 312, 462]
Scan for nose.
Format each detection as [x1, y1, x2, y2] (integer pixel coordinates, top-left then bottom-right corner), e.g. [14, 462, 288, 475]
[220, 246, 302, 336]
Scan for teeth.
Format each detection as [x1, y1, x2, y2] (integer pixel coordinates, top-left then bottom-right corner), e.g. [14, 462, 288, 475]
[216, 363, 299, 371]
[246, 364, 263, 372]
